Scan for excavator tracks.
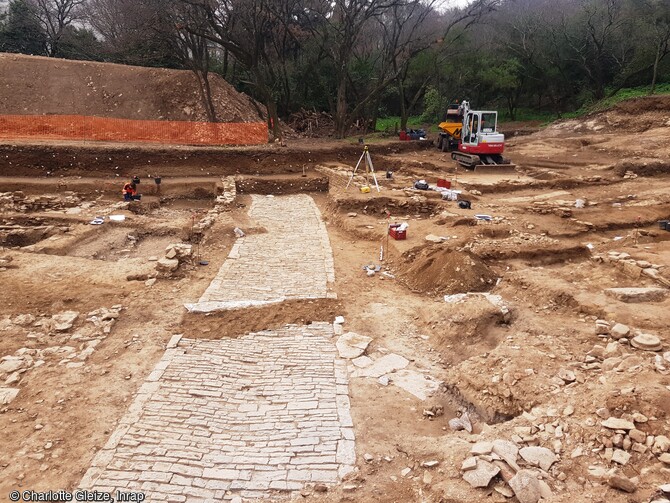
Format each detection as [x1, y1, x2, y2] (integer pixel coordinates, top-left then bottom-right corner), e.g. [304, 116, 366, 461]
[451, 151, 516, 172]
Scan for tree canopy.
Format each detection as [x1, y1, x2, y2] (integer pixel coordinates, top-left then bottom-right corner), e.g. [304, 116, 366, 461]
[1, 0, 669, 134]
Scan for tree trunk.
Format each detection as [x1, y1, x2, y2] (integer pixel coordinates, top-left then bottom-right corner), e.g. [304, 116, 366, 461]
[651, 41, 662, 95]
[266, 100, 281, 141]
[335, 71, 349, 139]
[222, 48, 229, 78]
[201, 71, 217, 122]
[398, 78, 408, 131]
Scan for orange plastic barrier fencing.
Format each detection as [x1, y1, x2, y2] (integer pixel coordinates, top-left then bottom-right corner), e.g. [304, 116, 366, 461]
[0, 115, 268, 145]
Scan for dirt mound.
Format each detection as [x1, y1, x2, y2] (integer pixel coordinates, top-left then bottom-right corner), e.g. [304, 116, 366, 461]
[395, 245, 498, 295]
[614, 158, 670, 177]
[0, 53, 262, 123]
[613, 94, 670, 114]
[536, 94, 670, 138]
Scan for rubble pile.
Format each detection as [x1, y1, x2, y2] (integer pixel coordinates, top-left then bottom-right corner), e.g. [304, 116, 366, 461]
[461, 439, 555, 502]
[527, 201, 575, 218]
[591, 250, 670, 287]
[0, 306, 123, 404]
[156, 243, 193, 275]
[464, 231, 561, 258]
[588, 318, 669, 373]
[287, 108, 335, 137]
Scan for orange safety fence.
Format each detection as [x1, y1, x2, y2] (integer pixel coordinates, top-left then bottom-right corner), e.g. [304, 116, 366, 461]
[0, 115, 268, 146]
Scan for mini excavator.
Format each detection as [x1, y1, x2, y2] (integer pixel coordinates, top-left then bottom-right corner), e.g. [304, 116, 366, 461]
[436, 101, 514, 171]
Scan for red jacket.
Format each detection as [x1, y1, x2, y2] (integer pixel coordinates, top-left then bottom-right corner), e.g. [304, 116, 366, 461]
[122, 183, 137, 195]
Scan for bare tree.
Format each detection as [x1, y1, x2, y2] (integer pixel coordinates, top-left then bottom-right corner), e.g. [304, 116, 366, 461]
[30, 0, 86, 56]
[154, 0, 218, 121]
[302, 0, 504, 137]
[177, 0, 309, 139]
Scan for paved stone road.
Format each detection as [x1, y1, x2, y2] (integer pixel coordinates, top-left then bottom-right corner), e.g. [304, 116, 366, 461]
[186, 195, 335, 313]
[80, 323, 355, 502]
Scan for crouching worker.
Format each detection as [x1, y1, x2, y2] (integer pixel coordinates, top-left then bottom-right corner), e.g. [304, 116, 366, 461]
[122, 181, 141, 201]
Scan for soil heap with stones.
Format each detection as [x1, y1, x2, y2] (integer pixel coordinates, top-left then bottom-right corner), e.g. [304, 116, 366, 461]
[0, 53, 263, 123]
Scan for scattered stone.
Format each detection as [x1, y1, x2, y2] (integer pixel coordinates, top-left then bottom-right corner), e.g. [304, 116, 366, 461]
[629, 429, 646, 444]
[12, 314, 35, 326]
[422, 405, 444, 418]
[605, 287, 668, 303]
[509, 469, 543, 503]
[653, 435, 670, 453]
[422, 460, 439, 468]
[612, 449, 631, 465]
[52, 311, 79, 332]
[519, 446, 557, 471]
[608, 473, 637, 493]
[610, 323, 630, 339]
[334, 316, 345, 325]
[563, 405, 575, 416]
[537, 479, 553, 499]
[602, 417, 635, 430]
[494, 485, 515, 497]
[364, 453, 374, 462]
[313, 484, 328, 493]
[631, 333, 663, 351]
[471, 442, 494, 455]
[493, 440, 520, 469]
[659, 453, 670, 465]
[461, 457, 477, 471]
[449, 411, 473, 433]
[595, 320, 610, 335]
[596, 407, 611, 419]
[558, 369, 576, 383]
[5, 372, 20, 385]
[34, 424, 43, 430]
[401, 467, 412, 477]
[0, 387, 19, 404]
[377, 375, 389, 386]
[462, 459, 500, 488]
[336, 332, 372, 359]
[358, 353, 409, 378]
[156, 257, 179, 273]
[148, 256, 158, 262]
[145, 278, 157, 287]
[347, 212, 357, 218]
[352, 355, 373, 368]
[0, 357, 25, 374]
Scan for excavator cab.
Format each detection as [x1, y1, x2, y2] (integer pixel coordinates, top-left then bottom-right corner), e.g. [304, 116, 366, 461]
[452, 109, 514, 170]
[460, 111, 504, 155]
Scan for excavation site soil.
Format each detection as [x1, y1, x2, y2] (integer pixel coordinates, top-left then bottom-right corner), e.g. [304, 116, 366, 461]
[1, 57, 670, 503]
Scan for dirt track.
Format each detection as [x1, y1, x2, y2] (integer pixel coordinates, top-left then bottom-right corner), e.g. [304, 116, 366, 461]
[1, 100, 670, 503]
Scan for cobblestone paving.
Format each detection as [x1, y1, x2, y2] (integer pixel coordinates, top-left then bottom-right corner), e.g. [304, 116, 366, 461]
[80, 323, 355, 502]
[186, 195, 336, 313]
